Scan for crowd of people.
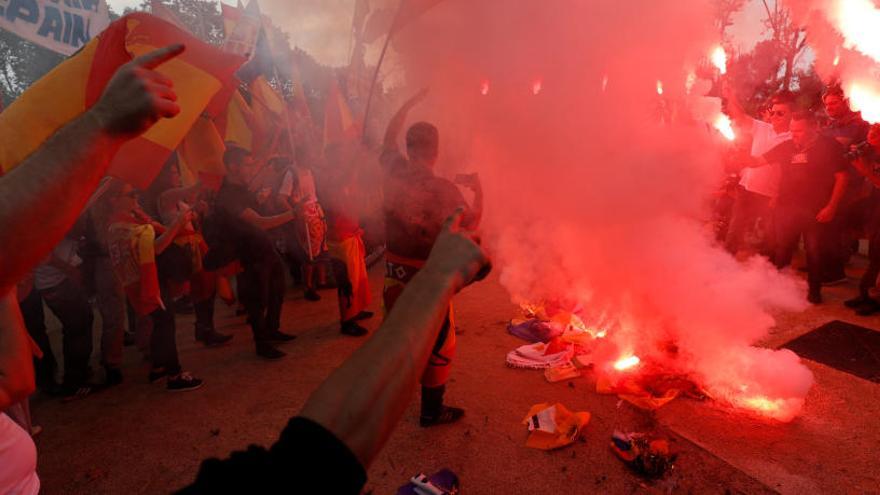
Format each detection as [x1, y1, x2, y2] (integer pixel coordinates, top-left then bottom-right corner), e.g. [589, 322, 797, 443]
[0, 41, 489, 494]
[719, 83, 880, 309]
[3, 32, 880, 494]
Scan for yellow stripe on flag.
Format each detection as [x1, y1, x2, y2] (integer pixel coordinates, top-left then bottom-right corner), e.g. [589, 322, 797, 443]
[0, 39, 98, 174]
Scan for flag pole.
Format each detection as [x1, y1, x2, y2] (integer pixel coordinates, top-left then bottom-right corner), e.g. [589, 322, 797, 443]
[360, 0, 406, 143]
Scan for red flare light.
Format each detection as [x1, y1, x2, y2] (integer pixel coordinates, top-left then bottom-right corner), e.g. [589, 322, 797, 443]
[532, 78, 542, 95]
[613, 355, 640, 371]
[480, 79, 490, 96]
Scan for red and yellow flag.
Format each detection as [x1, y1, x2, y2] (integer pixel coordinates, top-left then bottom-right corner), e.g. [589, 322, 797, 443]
[178, 116, 227, 190]
[216, 89, 256, 151]
[0, 13, 244, 188]
[108, 219, 161, 316]
[323, 78, 359, 149]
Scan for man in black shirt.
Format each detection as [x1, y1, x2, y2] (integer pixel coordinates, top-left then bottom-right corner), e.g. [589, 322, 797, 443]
[179, 210, 491, 494]
[207, 145, 297, 360]
[764, 111, 849, 303]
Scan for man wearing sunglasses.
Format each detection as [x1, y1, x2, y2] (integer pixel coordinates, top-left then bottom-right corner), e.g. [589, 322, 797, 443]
[723, 85, 794, 257]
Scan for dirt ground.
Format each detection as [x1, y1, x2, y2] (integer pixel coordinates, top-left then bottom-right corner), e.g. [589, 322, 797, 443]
[29, 261, 880, 494]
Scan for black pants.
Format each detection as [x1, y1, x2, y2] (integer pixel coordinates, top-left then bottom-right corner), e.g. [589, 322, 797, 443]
[859, 200, 880, 297]
[238, 253, 285, 342]
[194, 296, 215, 333]
[774, 205, 836, 291]
[149, 303, 181, 375]
[39, 278, 94, 387]
[725, 187, 774, 256]
[19, 289, 57, 388]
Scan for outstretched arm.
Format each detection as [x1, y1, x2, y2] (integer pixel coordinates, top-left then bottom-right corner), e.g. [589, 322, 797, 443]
[299, 209, 490, 467]
[0, 44, 185, 293]
[383, 88, 429, 152]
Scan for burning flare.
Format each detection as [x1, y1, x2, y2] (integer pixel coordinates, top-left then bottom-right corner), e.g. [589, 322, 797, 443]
[480, 79, 490, 96]
[656, 80, 663, 95]
[532, 78, 543, 95]
[613, 355, 641, 371]
[830, 0, 880, 64]
[710, 45, 727, 74]
[714, 113, 736, 140]
[845, 80, 880, 124]
[602, 74, 609, 92]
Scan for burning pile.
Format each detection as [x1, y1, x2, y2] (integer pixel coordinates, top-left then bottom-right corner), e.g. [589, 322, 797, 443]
[506, 300, 808, 422]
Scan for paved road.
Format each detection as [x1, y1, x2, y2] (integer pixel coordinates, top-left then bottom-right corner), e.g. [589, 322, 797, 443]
[30, 266, 880, 494]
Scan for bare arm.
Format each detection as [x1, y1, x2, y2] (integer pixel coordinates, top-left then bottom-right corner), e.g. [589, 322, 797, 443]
[721, 80, 753, 132]
[0, 291, 36, 409]
[383, 88, 428, 151]
[299, 210, 490, 467]
[154, 210, 194, 255]
[240, 207, 296, 231]
[0, 44, 185, 293]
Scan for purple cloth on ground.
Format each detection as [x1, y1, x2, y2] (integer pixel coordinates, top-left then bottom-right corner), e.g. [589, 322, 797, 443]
[507, 318, 563, 343]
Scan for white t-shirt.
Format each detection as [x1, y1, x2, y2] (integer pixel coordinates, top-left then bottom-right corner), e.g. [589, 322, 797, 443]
[739, 119, 792, 198]
[0, 413, 40, 494]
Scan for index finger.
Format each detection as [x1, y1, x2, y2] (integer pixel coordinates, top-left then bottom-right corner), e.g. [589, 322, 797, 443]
[442, 207, 465, 233]
[133, 44, 186, 70]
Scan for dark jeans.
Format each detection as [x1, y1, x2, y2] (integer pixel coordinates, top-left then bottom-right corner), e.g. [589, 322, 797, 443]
[725, 187, 774, 255]
[39, 278, 94, 387]
[773, 205, 836, 291]
[859, 200, 880, 297]
[237, 252, 286, 342]
[149, 303, 181, 375]
[19, 289, 57, 388]
[194, 296, 215, 333]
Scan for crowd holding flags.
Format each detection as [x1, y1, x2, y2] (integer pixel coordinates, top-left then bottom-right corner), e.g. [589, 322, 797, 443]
[0, 0, 451, 188]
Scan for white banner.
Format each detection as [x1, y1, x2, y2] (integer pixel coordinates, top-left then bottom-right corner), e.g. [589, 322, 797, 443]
[0, 0, 110, 56]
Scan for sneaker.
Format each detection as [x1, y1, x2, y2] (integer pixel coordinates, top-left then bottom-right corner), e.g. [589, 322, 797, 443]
[166, 372, 203, 392]
[341, 321, 368, 337]
[353, 311, 374, 321]
[420, 406, 465, 428]
[60, 384, 98, 402]
[197, 329, 234, 347]
[304, 289, 321, 302]
[823, 276, 848, 287]
[855, 298, 880, 316]
[845, 295, 871, 308]
[256, 342, 286, 360]
[265, 330, 297, 343]
[148, 368, 168, 384]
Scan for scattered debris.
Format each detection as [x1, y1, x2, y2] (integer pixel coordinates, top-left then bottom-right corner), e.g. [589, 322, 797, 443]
[397, 469, 460, 495]
[610, 431, 677, 479]
[522, 402, 590, 450]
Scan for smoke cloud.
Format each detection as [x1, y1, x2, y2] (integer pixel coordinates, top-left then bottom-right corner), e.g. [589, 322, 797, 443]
[391, 0, 813, 421]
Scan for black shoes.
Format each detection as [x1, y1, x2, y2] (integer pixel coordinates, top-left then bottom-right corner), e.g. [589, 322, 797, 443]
[196, 327, 234, 347]
[256, 342, 286, 360]
[304, 289, 321, 302]
[420, 406, 465, 428]
[807, 287, 822, 305]
[341, 320, 368, 337]
[105, 367, 123, 387]
[166, 372, 203, 392]
[265, 330, 297, 343]
[353, 311, 374, 321]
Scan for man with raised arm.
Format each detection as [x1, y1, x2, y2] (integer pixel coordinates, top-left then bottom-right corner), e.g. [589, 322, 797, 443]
[378, 89, 483, 427]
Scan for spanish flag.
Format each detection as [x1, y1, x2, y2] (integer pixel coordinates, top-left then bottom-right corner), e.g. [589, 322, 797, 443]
[108, 217, 162, 316]
[216, 89, 256, 151]
[0, 13, 245, 189]
[178, 116, 227, 190]
[323, 78, 359, 149]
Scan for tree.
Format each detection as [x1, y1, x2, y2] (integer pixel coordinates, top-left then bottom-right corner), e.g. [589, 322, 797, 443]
[760, 0, 807, 91]
[134, 0, 224, 45]
[713, 0, 747, 39]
